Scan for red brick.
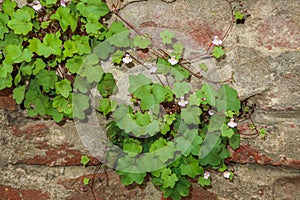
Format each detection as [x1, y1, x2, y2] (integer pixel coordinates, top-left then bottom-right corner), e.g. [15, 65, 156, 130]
[258, 17, 300, 49]
[17, 142, 100, 166]
[11, 123, 49, 139]
[58, 172, 147, 200]
[0, 88, 17, 111]
[0, 185, 50, 200]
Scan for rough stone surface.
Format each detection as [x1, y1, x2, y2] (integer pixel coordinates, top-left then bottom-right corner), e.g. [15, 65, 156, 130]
[0, 0, 300, 199]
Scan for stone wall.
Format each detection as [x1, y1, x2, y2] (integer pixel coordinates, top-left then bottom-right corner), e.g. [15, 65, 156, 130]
[0, 0, 299, 199]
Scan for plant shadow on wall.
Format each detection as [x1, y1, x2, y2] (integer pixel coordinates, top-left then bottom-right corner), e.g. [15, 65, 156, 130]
[0, 0, 267, 199]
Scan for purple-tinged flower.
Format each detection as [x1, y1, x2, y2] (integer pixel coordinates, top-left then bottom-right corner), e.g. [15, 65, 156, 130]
[168, 56, 178, 65]
[122, 54, 133, 64]
[208, 109, 214, 116]
[212, 36, 223, 46]
[223, 171, 231, 179]
[227, 118, 237, 128]
[149, 66, 157, 74]
[32, 1, 42, 11]
[203, 171, 210, 180]
[178, 96, 188, 107]
[60, 0, 67, 7]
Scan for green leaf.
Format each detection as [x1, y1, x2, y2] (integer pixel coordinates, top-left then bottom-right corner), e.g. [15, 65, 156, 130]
[76, 0, 109, 18]
[38, 33, 62, 58]
[50, 7, 77, 32]
[80, 155, 90, 166]
[198, 176, 211, 187]
[111, 50, 125, 64]
[2, 0, 17, 16]
[94, 40, 115, 60]
[0, 63, 13, 77]
[106, 22, 128, 38]
[52, 95, 72, 116]
[163, 177, 190, 200]
[161, 168, 178, 189]
[216, 84, 241, 112]
[117, 170, 146, 185]
[259, 128, 267, 138]
[32, 59, 46, 75]
[80, 54, 104, 83]
[164, 114, 176, 125]
[72, 35, 91, 55]
[181, 106, 202, 125]
[180, 156, 203, 178]
[173, 82, 191, 98]
[85, 15, 103, 35]
[235, 11, 244, 20]
[160, 29, 174, 44]
[199, 63, 208, 72]
[0, 75, 13, 90]
[24, 90, 50, 116]
[0, 13, 9, 39]
[55, 79, 72, 98]
[128, 74, 152, 94]
[212, 46, 225, 58]
[172, 42, 184, 59]
[13, 85, 26, 104]
[72, 93, 90, 119]
[107, 30, 131, 48]
[7, 9, 33, 35]
[221, 124, 234, 138]
[123, 138, 143, 157]
[229, 133, 240, 150]
[63, 40, 78, 58]
[99, 98, 111, 116]
[133, 35, 151, 49]
[175, 129, 198, 156]
[196, 83, 218, 106]
[36, 70, 58, 92]
[66, 55, 83, 74]
[0, 32, 22, 48]
[97, 73, 117, 97]
[4, 45, 33, 64]
[83, 177, 90, 186]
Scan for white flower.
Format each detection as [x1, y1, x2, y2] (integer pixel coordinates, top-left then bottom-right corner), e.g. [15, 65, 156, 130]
[168, 56, 178, 65]
[212, 36, 223, 46]
[60, 0, 67, 7]
[203, 171, 210, 180]
[149, 66, 157, 74]
[32, 1, 42, 11]
[122, 54, 132, 64]
[208, 109, 214, 116]
[227, 118, 237, 128]
[223, 171, 231, 179]
[178, 96, 188, 107]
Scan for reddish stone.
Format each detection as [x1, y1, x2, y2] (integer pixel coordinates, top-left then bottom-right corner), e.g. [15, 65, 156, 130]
[58, 172, 147, 200]
[258, 17, 300, 49]
[227, 144, 300, 169]
[226, 144, 273, 165]
[17, 142, 100, 166]
[11, 123, 49, 139]
[0, 185, 50, 200]
[0, 88, 17, 111]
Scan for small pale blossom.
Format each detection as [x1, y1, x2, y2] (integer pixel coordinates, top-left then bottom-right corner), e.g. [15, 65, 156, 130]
[223, 171, 231, 179]
[203, 171, 210, 180]
[168, 56, 178, 65]
[212, 36, 223, 46]
[227, 118, 237, 128]
[178, 96, 188, 107]
[32, 1, 42, 11]
[122, 54, 132, 64]
[208, 109, 214, 116]
[60, 0, 67, 7]
[149, 66, 157, 74]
